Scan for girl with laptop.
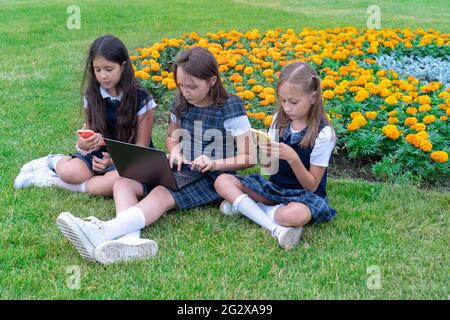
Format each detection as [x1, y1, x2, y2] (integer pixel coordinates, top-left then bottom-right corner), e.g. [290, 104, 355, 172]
[56, 47, 256, 264]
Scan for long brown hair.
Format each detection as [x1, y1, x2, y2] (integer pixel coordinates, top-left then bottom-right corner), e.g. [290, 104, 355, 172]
[172, 46, 229, 118]
[81, 35, 142, 143]
[274, 62, 332, 148]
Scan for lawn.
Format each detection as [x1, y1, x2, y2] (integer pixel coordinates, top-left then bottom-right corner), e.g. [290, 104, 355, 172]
[0, 0, 448, 299]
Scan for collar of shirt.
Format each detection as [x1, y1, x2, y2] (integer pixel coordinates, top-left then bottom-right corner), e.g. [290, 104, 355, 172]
[100, 86, 123, 101]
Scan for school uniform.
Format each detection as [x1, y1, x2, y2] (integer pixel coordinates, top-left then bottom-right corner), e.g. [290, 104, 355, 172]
[72, 86, 157, 174]
[237, 122, 337, 224]
[142, 95, 251, 210]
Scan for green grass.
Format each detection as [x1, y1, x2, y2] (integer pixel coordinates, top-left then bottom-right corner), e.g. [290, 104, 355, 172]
[0, 0, 449, 299]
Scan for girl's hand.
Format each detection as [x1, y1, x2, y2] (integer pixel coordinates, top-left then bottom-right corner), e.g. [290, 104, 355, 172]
[191, 155, 216, 173]
[92, 152, 112, 173]
[78, 132, 103, 150]
[260, 141, 298, 163]
[169, 148, 191, 171]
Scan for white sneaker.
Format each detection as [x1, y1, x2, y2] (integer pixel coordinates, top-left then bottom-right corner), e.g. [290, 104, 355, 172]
[19, 154, 64, 173]
[94, 238, 158, 265]
[273, 226, 303, 250]
[219, 200, 239, 216]
[56, 212, 108, 261]
[14, 167, 56, 189]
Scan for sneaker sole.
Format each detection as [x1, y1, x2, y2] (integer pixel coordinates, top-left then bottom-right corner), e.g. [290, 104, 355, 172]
[56, 212, 96, 261]
[278, 227, 303, 250]
[94, 240, 158, 265]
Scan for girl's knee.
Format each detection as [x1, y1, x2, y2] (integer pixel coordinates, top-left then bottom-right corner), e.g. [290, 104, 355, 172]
[113, 177, 139, 193]
[214, 174, 236, 193]
[58, 161, 91, 183]
[274, 203, 311, 227]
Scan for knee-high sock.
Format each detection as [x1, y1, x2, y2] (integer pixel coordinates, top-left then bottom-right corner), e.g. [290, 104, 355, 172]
[103, 206, 146, 241]
[115, 210, 141, 241]
[233, 194, 278, 233]
[256, 202, 283, 223]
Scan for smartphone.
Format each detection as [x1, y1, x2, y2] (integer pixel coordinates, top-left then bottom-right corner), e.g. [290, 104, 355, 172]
[77, 129, 96, 138]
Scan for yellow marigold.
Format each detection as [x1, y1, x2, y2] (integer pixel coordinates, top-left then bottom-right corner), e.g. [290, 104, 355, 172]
[255, 112, 266, 120]
[382, 124, 400, 140]
[418, 104, 432, 113]
[416, 131, 429, 139]
[248, 79, 257, 85]
[334, 86, 346, 95]
[365, 111, 378, 120]
[262, 69, 274, 77]
[263, 87, 275, 95]
[411, 123, 426, 132]
[441, 116, 448, 121]
[151, 51, 160, 59]
[135, 70, 150, 80]
[402, 96, 413, 104]
[388, 110, 398, 117]
[431, 151, 448, 163]
[347, 122, 359, 131]
[219, 65, 229, 73]
[322, 79, 336, 88]
[323, 90, 335, 99]
[167, 80, 177, 90]
[419, 140, 433, 152]
[251, 85, 264, 93]
[405, 133, 416, 144]
[263, 115, 273, 126]
[235, 64, 245, 71]
[353, 115, 367, 127]
[151, 75, 163, 82]
[418, 95, 431, 105]
[354, 89, 369, 102]
[446, 108, 450, 116]
[350, 111, 363, 119]
[422, 115, 436, 124]
[385, 96, 398, 105]
[406, 107, 417, 115]
[244, 67, 254, 75]
[235, 86, 244, 92]
[388, 117, 399, 124]
[404, 117, 418, 126]
[151, 62, 160, 72]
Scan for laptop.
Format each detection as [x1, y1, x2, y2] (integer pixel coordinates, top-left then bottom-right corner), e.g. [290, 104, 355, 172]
[103, 138, 204, 190]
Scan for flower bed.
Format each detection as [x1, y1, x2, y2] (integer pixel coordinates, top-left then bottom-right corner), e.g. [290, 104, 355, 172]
[131, 27, 450, 181]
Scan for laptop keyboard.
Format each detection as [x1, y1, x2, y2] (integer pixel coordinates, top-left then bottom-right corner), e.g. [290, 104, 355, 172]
[172, 165, 203, 188]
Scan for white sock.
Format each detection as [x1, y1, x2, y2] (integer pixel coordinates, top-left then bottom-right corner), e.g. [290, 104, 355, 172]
[49, 155, 65, 171]
[256, 202, 283, 223]
[233, 194, 278, 233]
[103, 206, 146, 240]
[52, 177, 86, 192]
[115, 210, 141, 241]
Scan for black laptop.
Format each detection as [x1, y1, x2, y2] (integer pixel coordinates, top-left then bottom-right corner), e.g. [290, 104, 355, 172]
[103, 138, 204, 190]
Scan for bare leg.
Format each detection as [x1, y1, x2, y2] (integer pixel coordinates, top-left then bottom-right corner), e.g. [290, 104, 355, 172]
[85, 170, 121, 196]
[113, 177, 144, 213]
[136, 186, 177, 226]
[55, 157, 93, 184]
[113, 179, 176, 227]
[274, 202, 312, 227]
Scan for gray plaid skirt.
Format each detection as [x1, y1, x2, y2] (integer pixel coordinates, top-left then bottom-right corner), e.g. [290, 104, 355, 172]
[236, 174, 336, 224]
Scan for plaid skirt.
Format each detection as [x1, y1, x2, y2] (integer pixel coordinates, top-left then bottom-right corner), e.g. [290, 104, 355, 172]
[236, 174, 336, 224]
[142, 172, 222, 210]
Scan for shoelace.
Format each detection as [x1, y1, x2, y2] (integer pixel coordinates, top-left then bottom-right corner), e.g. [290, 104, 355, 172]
[83, 216, 105, 230]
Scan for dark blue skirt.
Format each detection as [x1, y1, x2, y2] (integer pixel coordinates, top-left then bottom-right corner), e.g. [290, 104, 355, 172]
[236, 174, 336, 224]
